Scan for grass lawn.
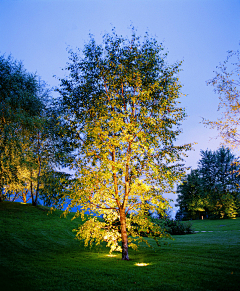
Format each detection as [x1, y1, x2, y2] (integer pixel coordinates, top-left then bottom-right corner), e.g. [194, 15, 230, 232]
[190, 218, 240, 231]
[0, 202, 240, 291]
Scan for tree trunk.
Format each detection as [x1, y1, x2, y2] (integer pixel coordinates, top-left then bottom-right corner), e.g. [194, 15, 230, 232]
[32, 131, 41, 207]
[35, 160, 41, 207]
[30, 181, 37, 206]
[0, 180, 2, 202]
[0, 172, 3, 202]
[22, 190, 27, 203]
[120, 208, 129, 260]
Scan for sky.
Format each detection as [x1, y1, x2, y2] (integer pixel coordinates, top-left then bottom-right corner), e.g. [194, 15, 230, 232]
[1, 0, 240, 215]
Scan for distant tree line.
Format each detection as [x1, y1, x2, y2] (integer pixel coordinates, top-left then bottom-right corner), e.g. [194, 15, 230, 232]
[176, 147, 240, 220]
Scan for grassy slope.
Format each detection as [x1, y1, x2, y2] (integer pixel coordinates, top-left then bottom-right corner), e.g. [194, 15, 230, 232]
[190, 218, 240, 231]
[0, 202, 240, 291]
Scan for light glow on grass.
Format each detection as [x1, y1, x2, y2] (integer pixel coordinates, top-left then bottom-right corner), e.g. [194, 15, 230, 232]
[106, 254, 117, 257]
[135, 263, 149, 267]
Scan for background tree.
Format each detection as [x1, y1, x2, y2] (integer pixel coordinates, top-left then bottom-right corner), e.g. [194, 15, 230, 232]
[39, 170, 72, 208]
[0, 55, 43, 202]
[176, 169, 206, 220]
[0, 55, 72, 206]
[202, 45, 240, 217]
[204, 45, 240, 148]
[16, 89, 74, 207]
[176, 147, 240, 219]
[57, 29, 191, 260]
[199, 147, 240, 218]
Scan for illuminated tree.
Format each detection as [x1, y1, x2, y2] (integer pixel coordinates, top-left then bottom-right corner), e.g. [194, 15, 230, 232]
[176, 169, 206, 220]
[0, 55, 71, 206]
[15, 96, 73, 207]
[177, 147, 240, 219]
[204, 46, 240, 148]
[57, 30, 191, 260]
[0, 55, 43, 202]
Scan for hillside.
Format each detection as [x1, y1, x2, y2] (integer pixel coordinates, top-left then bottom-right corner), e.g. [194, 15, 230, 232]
[0, 202, 240, 291]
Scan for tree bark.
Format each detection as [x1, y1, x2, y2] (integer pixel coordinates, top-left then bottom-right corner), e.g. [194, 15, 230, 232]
[34, 131, 41, 207]
[30, 180, 37, 206]
[120, 208, 129, 260]
[22, 190, 27, 203]
[0, 178, 2, 202]
[0, 167, 3, 202]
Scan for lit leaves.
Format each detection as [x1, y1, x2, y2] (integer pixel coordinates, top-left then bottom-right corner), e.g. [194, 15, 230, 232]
[58, 29, 191, 254]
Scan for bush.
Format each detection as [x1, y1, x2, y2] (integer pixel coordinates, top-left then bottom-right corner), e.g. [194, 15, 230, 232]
[152, 218, 194, 235]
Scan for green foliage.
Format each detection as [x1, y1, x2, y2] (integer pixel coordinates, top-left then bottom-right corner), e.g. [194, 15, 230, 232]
[0, 54, 73, 206]
[39, 170, 72, 208]
[176, 169, 207, 220]
[57, 28, 191, 259]
[152, 217, 194, 235]
[204, 46, 240, 148]
[177, 147, 240, 219]
[0, 54, 44, 201]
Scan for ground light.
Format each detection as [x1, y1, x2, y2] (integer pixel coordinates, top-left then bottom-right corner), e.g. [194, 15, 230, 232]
[135, 263, 149, 266]
[106, 254, 117, 257]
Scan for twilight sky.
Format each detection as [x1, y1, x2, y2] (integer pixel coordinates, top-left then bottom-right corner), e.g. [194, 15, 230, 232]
[1, 0, 240, 213]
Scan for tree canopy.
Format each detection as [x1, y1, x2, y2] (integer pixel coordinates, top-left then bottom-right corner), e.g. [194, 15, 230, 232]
[176, 147, 240, 219]
[204, 45, 240, 148]
[57, 29, 191, 260]
[0, 55, 43, 202]
[0, 55, 71, 206]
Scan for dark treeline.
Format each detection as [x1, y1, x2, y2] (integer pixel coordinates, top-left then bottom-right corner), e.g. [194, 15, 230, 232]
[176, 147, 240, 220]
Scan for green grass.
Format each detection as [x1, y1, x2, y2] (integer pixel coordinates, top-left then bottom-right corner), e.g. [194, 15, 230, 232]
[0, 202, 240, 291]
[189, 218, 240, 231]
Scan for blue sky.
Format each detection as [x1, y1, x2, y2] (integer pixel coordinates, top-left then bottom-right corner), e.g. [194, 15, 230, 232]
[1, 0, 240, 214]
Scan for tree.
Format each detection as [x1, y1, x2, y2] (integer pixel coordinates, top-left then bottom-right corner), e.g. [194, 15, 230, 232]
[176, 169, 206, 220]
[199, 147, 240, 218]
[202, 46, 240, 216]
[0, 55, 43, 202]
[15, 89, 74, 207]
[39, 170, 72, 208]
[204, 45, 240, 148]
[0, 55, 72, 206]
[57, 29, 191, 260]
[176, 147, 240, 219]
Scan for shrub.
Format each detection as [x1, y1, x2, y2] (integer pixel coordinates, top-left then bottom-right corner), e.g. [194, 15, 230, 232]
[151, 218, 194, 235]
